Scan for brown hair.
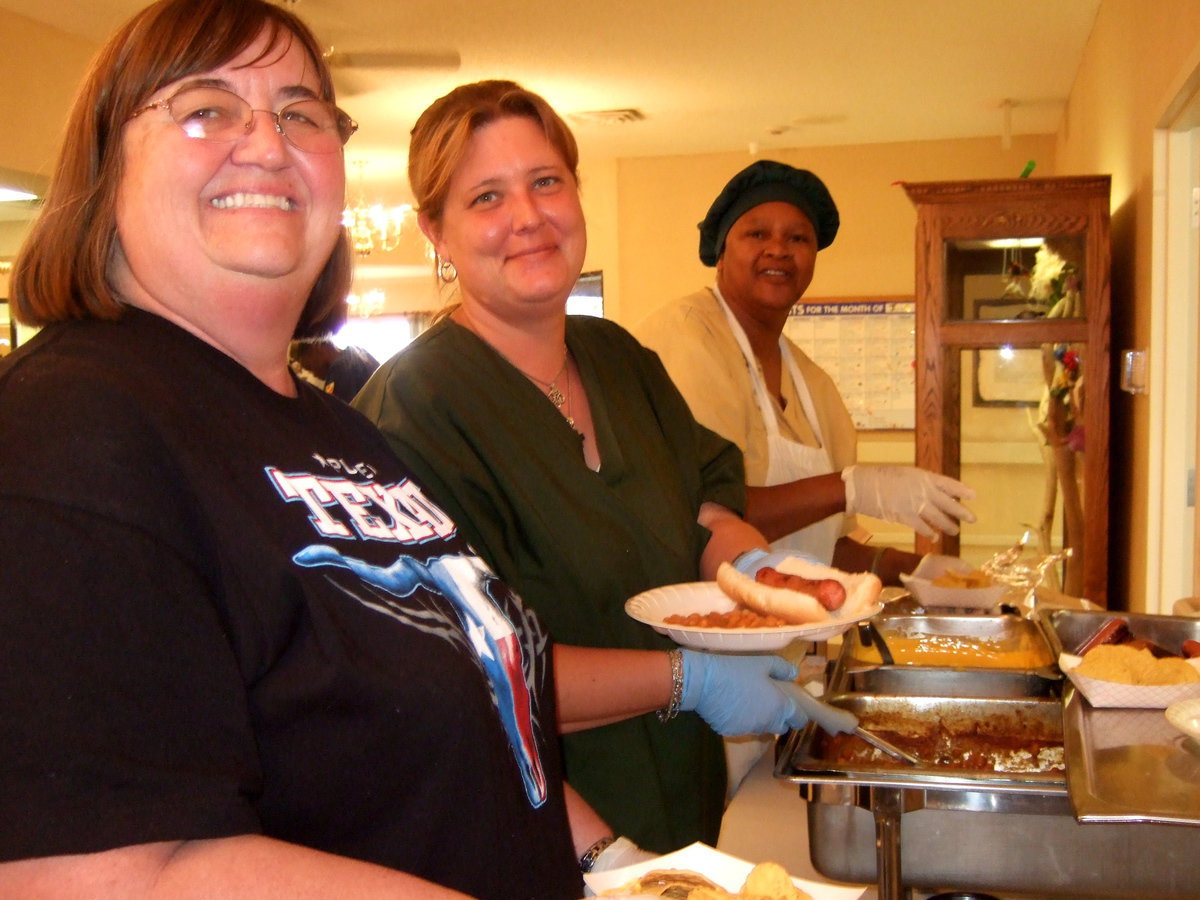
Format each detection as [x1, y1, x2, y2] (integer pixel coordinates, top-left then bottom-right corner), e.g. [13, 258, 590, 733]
[408, 79, 580, 230]
[11, 0, 352, 338]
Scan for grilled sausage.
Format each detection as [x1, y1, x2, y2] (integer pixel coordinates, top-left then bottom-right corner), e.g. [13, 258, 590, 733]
[754, 566, 847, 611]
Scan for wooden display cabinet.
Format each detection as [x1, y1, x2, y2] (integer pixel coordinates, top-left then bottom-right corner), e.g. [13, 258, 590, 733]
[903, 176, 1110, 605]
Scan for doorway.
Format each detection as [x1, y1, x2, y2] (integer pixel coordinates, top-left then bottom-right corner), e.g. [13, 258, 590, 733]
[1150, 74, 1200, 612]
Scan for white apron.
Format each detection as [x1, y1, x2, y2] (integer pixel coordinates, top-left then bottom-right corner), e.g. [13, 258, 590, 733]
[714, 290, 841, 564]
[714, 290, 845, 797]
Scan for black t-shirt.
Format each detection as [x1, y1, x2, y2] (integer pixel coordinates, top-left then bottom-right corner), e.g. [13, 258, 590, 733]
[0, 309, 580, 899]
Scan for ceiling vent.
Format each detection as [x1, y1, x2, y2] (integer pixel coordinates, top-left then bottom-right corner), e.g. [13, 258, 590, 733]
[569, 108, 646, 126]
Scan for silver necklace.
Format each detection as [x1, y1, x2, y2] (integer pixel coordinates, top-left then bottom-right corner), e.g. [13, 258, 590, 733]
[453, 310, 579, 432]
[521, 356, 568, 409]
[521, 355, 576, 430]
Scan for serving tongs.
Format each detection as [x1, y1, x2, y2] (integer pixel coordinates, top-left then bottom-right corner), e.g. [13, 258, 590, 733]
[850, 724, 924, 766]
[857, 619, 895, 665]
[781, 682, 923, 766]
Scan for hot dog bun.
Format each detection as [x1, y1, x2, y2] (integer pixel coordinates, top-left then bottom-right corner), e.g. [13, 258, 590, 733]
[716, 557, 882, 626]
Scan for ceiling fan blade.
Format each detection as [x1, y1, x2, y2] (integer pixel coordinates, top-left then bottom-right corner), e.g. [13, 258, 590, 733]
[330, 69, 377, 98]
[324, 49, 461, 71]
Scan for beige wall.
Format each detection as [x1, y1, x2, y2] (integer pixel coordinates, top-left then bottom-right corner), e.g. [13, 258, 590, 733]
[612, 135, 1057, 330]
[1053, 0, 1200, 609]
[578, 156, 621, 318]
[0, 10, 94, 176]
[0, 9, 95, 262]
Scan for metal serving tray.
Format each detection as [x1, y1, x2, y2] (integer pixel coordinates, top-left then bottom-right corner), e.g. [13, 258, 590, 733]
[833, 611, 1062, 700]
[1037, 606, 1200, 657]
[778, 692, 1068, 899]
[839, 665, 1059, 698]
[1062, 686, 1200, 825]
[780, 689, 1199, 898]
[844, 611, 1059, 672]
[778, 694, 1066, 793]
[1039, 608, 1200, 826]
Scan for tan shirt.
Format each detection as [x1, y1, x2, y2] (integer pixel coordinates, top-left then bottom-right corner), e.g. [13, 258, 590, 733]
[635, 288, 860, 530]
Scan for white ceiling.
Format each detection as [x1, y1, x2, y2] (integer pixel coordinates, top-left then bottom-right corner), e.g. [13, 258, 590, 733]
[1, 0, 1101, 205]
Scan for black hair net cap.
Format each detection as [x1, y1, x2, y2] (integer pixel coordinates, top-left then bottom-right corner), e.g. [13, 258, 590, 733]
[697, 160, 839, 265]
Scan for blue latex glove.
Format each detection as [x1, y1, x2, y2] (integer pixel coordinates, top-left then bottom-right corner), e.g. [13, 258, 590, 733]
[679, 649, 843, 735]
[732, 547, 824, 578]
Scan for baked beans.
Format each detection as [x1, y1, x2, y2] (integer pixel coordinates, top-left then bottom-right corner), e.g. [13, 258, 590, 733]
[664, 606, 791, 628]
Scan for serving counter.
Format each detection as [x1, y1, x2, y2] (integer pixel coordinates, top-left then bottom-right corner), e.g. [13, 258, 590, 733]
[773, 606, 1200, 900]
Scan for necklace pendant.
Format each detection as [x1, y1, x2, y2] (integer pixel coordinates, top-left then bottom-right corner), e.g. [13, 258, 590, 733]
[546, 385, 566, 407]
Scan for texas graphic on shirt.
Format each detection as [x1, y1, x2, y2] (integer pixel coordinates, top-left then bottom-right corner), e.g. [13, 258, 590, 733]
[269, 464, 549, 808]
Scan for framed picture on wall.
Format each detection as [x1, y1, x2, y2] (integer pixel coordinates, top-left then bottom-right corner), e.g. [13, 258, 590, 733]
[567, 270, 603, 317]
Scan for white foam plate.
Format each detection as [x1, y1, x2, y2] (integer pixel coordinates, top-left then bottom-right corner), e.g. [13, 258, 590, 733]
[584, 841, 866, 898]
[625, 581, 883, 651]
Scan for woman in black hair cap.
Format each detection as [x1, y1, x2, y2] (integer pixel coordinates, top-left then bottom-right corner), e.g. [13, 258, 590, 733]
[637, 160, 977, 586]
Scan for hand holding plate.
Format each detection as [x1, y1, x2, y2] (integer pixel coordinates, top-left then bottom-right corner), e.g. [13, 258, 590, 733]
[679, 650, 803, 735]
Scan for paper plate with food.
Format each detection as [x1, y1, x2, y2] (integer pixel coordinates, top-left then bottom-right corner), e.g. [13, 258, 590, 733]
[583, 841, 865, 899]
[625, 556, 883, 651]
[898, 554, 1007, 610]
[1060, 642, 1200, 708]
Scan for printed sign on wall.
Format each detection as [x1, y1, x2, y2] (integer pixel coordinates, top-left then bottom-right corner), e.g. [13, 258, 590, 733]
[783, 298, 915, 430]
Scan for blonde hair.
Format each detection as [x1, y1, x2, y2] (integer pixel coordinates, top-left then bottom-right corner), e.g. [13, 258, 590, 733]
[11, 0, 352, 338]
[408, 79, 580, 229]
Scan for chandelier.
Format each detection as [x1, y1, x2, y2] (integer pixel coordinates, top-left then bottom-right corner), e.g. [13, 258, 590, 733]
[346, 288, 386, 317]
[342, 161, 415, 257]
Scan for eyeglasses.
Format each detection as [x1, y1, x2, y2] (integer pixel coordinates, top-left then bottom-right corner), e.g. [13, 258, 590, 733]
[129, 85, 358, 153]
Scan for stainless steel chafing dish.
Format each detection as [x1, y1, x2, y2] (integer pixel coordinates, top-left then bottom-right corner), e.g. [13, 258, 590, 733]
[1039, 608, 1200, 828]
[776, 610, 1200, 900]
[784, 693, 1066, 791]
[845, 610, 1061, 674]
[841, 610, 1063, 699]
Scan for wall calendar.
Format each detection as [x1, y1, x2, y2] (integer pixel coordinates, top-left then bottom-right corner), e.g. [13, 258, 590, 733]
[782, 297, 916, 431]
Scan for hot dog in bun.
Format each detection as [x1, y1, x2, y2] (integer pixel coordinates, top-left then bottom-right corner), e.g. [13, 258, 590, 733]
[716, 556, 882, 626]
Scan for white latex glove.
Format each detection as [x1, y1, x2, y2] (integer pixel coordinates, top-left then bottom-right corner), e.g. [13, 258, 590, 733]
[587, 836, 656, 874]
[842, 464, 976, 538]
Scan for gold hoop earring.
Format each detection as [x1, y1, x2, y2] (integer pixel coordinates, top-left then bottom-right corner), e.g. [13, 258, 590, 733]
[438, 257, 458, 283]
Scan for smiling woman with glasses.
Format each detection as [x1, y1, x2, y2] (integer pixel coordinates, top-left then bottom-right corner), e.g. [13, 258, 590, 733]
[0, 0, 594, 898]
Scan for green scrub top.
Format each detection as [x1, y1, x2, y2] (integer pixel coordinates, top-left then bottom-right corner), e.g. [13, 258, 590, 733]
[354, 315, 746, 852]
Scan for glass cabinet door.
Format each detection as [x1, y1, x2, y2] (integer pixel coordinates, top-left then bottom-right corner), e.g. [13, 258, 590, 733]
[904, 177, 1111, 605]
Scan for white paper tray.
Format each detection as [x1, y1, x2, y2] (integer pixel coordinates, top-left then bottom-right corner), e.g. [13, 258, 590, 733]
[1059, 651, 1200, 708]
[583, 842, 866, 898]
